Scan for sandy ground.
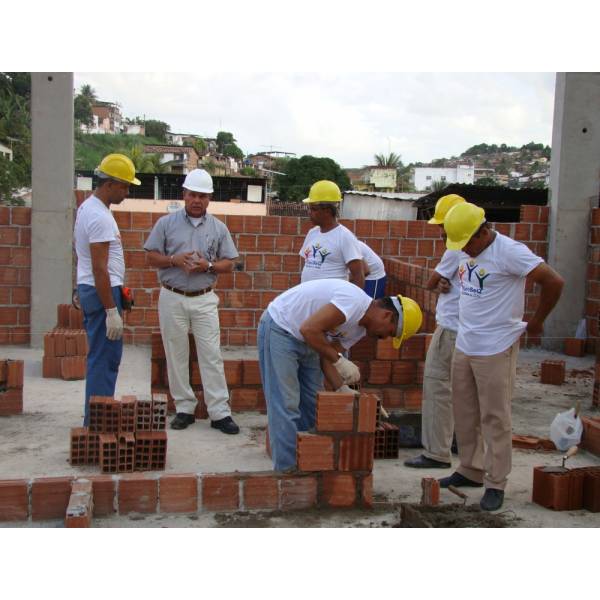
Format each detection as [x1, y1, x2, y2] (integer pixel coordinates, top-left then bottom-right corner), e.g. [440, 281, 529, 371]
[1, 344, 599, 528]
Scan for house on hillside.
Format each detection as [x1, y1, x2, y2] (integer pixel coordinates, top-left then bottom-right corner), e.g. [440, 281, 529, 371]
[412, 164, 474, 191]
[0, 141, 13, 161]
[341, 191, 423, 221]
[143, 144, 200, 174]
[345, 166, 397, 192]
[81, 101, 123, 134]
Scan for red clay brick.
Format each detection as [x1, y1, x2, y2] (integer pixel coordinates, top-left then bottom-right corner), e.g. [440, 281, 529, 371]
[231, 388, 263, 411]
[6, 360, 23, 388]
[357, 394, 378, 433]
[361, 474, 373, 508]
[368, 361, 392, 385]
[540, 360, 565, 385]
[322, 473, 356, 508]
[202, 474, 240, 511]
[159, 474, 198, 513]
[392, 361, 417, 385]
[242, 360, 262, 385]
[0, 389, 23, 415]
[223, 359, 243, 386]
[297, 433, 335, 471]
[315, 391, 355, 432]
[118, 475, 158, 514]
[87, 475, 116, 516]
[31, 476, 74, 520]
[564, 338, 585, 357]
[65, 479, 93, 528]
[338, 435, 375, 471]
[280, 476, 317, 510]
[400, 335, 426, 360]
[243, 474, 279, 510]
[421, 477, 440, 506]
[0, 479, 29, 521]
[375, 338, 400, 360]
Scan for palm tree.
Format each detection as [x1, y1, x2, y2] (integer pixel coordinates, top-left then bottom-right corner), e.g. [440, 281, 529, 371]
[146, 153, 167, 174]
[374, 152, 403, 168]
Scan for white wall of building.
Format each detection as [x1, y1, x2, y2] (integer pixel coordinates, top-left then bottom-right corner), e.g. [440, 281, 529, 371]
[413, 165, 474, 191]
[341, 193, 418, 220]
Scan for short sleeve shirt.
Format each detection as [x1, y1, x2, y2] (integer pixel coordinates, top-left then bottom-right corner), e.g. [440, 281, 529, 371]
[144, 209, 238, 291]
[74, 195, 125, 287]
[300, 224, 363, 283]
[267, 279, 373, 350]
[358, 240, 386, 281]
[456, 232, 543, 356]
[434, 250, 461, 332]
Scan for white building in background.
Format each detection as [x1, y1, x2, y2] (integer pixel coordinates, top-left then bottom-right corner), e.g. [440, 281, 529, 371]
[412, 164, 475, 191]
[341, 191, 423, 221]
[0, 141, 13, 161]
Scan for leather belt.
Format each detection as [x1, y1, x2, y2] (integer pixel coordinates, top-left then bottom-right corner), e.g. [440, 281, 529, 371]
[162, 283, 212, 297]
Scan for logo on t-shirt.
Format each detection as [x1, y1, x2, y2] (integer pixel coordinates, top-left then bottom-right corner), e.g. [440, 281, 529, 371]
[460, 259, 491, 297]
[303, 243, 331, 268]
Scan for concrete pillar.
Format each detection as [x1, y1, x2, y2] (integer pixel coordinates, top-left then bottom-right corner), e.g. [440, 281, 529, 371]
[545, 73, 600, 349]
[30, 73, 74, 348]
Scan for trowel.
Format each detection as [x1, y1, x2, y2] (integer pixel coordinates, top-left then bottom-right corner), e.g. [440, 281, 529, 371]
[539, 445, 578, 473]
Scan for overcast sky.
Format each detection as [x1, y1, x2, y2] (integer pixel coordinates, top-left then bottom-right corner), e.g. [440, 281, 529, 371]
[74, 72, 556, 168]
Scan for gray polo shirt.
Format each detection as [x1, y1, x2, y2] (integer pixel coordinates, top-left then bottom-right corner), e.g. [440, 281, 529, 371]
[144, 209, 238, 291]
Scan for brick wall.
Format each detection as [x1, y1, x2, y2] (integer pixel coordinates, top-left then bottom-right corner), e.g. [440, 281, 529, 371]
[586, 208, 600, 352]
[0, 204, 550, 348]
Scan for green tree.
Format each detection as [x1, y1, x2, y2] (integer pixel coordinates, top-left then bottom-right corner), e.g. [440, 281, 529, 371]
[476, 176, 497, 186]
[193, 137, 207, 156]
[374, 152, 403, 168]
[431, 180, 448, 192]
[144, 119, 170, 143]
[73, 84, 97, 128]
[240, 166, 257, 176]
[273, 155, 351, 202]
[79, 84, 97, 103]
[216, 131, 244, 159]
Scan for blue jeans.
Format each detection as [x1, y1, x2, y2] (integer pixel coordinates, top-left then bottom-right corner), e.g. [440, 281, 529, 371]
[258, 311, 323, 471]
[78, 284, 123, 426]
[364, 276, 387, 299]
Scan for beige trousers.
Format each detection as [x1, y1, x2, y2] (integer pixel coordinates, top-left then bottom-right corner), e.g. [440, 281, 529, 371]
[158, 287, 231, 420]
[451, 341, 519, 490]
[421, 326, 457, 463]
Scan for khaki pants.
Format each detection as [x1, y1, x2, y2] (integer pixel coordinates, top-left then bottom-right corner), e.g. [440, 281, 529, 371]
[451, 341, 519, 490]
[158, 287, 231, 420]
[422, 326, 457, 463]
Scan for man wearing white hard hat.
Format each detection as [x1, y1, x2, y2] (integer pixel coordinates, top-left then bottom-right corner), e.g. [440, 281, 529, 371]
[144, 169, 240, 434]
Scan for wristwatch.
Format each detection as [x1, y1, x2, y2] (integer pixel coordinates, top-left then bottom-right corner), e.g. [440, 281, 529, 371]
[207, 261, 215, 273]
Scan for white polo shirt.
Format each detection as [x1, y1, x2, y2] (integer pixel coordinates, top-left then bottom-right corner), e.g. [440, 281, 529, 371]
[74, 195, 125, 287]
[456, 232, 543, 356]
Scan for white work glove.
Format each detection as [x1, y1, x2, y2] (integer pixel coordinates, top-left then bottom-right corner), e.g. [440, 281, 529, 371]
[336, 384, 355, 394]
[105, 307, 123, 341]
[333, 355, 361, 385]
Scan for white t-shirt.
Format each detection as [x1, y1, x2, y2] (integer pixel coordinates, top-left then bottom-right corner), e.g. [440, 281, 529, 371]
[300, 224, 363, 283]
[434, 249, 461, 332]
[456, 232, 543, 356]
[268, 279, 373, 350]
[74, 195, 125, 287]
[358, 240, 386, 281]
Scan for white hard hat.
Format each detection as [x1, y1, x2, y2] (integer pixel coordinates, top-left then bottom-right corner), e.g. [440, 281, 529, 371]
[183, 169, 213, 193]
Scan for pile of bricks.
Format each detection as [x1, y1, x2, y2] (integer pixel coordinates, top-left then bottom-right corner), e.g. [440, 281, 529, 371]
[532, 465, 600, 512]
[540, 360, 566, 385]
[70, 394, 168, 473]
[294, 391, 377, 508]
[0, 359, 24, 416]
[151, 332, 265, 416]
[374, 422, 400, 459]
[581, 416, 600, 456]
[42, 304, 87, 380]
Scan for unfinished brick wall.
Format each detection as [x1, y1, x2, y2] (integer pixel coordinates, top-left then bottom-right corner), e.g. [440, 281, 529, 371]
[586, 208, 600, 353]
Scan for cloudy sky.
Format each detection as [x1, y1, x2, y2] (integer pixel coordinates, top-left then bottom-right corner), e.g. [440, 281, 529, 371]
[74, 72, 556, 168]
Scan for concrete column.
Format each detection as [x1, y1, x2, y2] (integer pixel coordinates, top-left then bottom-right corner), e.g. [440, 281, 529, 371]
[30, 73, 74, 348]
[545, 73, 600, 349]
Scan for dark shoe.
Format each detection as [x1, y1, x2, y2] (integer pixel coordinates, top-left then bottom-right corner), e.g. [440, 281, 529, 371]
[438, 471, 483, 488]
[480, 488, 504, 511]
[404, 454, 451, 469]
[170, 412, 195, 430]
[211, 416, 240, 435]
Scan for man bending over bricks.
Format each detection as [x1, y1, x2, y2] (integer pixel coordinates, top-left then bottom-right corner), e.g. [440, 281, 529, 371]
[439, 202, 564, 511]
[258, 278, 423, 472]
[144, 169, 240, 435]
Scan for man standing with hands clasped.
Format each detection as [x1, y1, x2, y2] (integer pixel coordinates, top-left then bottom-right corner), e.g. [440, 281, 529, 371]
[144, 169, 240, 434]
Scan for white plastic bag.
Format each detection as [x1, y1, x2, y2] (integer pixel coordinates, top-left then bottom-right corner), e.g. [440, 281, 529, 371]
[575, 318, 587, 340]
[549, 407, 583, 451]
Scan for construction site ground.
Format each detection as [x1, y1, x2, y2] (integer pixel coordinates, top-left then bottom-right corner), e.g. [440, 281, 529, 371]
[1, 344, 599, 528]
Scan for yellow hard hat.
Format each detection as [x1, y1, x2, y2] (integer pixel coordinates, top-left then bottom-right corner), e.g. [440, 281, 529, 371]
[302, 180, 342, 204]
[389, 295, 423, 349]
[444, 202, 486, 251]
[96, 153, 141, 185]
[428, 194, 466, 224]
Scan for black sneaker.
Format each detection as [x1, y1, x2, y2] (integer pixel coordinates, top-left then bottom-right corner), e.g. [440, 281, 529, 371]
[480, 488, 504, 511]
[438, 471, 483, 488]
[211, 416, 240, 435]
[170, 412, 196, 430]
[404, 454, 451, 469]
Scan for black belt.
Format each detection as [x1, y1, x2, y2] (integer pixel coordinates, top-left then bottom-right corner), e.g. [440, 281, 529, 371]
[162, 283, 212, 297]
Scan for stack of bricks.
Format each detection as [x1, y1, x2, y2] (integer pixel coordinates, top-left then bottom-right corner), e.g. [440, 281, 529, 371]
[42, 304, 87, 380]
[532, 464, 600, 512]
[294, 391, 377, 508]
[0, 359, 24, 416]
[70, 394, 168, 473]
[581, 416, 600, 457]
[374, 422, 400, 459]
[151, 332, 265, 416]
[348, 335, 428, 412]
[540, 360, 566, 385]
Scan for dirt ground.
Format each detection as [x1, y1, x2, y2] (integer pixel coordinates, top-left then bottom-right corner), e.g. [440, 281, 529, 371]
[1, 344, 599, 528]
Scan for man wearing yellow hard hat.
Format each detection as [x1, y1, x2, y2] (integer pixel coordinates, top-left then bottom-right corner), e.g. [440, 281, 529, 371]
[438, 202, 564, 511]
[74, 153, 140, 425]
[258, 278, 422, 472]
[405, 194, 465, 471]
